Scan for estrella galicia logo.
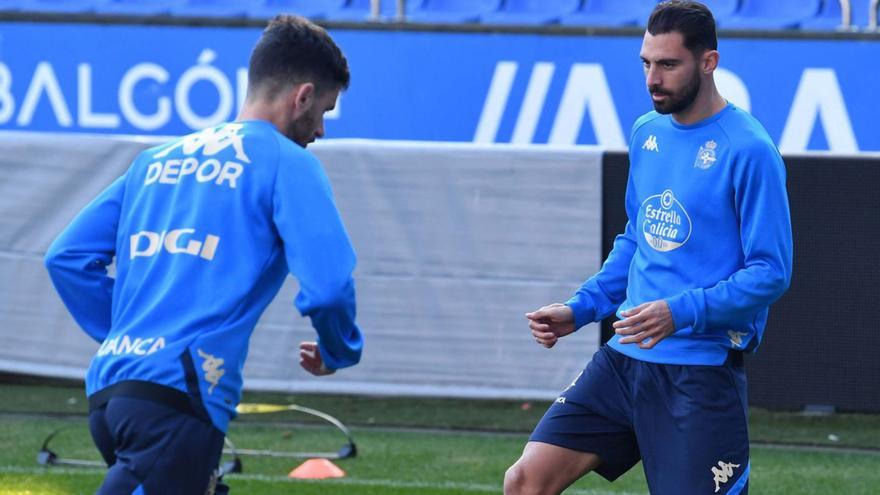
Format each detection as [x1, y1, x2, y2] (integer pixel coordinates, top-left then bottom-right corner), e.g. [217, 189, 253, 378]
[641, 189, 692, 252]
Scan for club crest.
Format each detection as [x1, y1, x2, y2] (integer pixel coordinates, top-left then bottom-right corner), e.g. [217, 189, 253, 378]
[694, 140, 718, 169]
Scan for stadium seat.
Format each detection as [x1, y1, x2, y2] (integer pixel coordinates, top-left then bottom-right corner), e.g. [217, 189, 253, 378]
[559, 0, 658, 27]
[0, 0, 25, 12]
[14, 0, 104, 14]
[245, 0, 346, 21]
[171, 0, 262, 19]
[406, 0, 502, 24]
[480, 0, 581, 26]
[95, 0, 183, 16]
[721, 0, 822, 30]
[800, 0, 870, 31]
[323, 0, 402, 22]
[699, 0, 740, 26]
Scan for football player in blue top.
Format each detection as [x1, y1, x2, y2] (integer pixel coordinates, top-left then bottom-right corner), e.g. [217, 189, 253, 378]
[505, 2, 792, 494]
[45, 15, 363, 495]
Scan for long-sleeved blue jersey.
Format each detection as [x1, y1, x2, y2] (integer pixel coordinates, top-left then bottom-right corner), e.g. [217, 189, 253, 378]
[45, 120, 363, 432]
[567, 104, 792, 365]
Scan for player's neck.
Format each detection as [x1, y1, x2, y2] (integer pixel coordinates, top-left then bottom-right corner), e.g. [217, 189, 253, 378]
[672, 85, 727, 126]
[236, 98, 286, 131]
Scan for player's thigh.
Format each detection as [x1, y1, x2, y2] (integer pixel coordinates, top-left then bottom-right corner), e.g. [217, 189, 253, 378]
[100, 397, 224, 495]
[505, 441, 601, 495]
[638, 361, 750, 495]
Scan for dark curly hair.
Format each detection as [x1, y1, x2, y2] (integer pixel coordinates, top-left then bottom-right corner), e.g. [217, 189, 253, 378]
[247, 15, 350, 101]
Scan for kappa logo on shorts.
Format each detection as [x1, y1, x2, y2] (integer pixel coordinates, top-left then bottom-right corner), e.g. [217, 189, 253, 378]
[711, 460, 741, 493]
[727, 331, 749, 348]
[197, 349, 225, 395]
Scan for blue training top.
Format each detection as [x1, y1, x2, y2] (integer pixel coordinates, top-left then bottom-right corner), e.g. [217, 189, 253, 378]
[567, 104, 793, 365]
[45, 120, 363, 432]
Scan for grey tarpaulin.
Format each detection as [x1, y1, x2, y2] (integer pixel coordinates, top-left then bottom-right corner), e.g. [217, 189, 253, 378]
[0, 133, 602, 399]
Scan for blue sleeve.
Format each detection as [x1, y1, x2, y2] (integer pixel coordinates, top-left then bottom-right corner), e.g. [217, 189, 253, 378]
[272, 149, 363, 370]
[44, 175, 125, 343]
[665, 143, 793, 332]
[566, 163, 638, 329]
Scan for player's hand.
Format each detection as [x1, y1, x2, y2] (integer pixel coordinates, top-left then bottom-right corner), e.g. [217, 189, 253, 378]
[526, 303, 576, 349]
[613, 300, 674, 349]
[299, 341, 335, 376]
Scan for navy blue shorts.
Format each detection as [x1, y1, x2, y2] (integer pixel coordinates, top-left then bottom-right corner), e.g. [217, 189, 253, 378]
[530, 345, 750, 494]
[89, 396, 225, 495]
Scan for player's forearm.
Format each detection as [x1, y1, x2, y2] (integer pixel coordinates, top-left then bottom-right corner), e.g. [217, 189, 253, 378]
[295, 276, 362, 370]
[666, 253, 791, 333]
[566, 229, 636, 329]
[44, 249, 113, 342]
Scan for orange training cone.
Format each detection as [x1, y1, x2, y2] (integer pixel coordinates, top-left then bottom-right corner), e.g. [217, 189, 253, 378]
[288, 458, 346, 479]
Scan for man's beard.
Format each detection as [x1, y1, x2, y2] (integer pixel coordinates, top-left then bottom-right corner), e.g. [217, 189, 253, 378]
[650, 69, 701, 115]
[285, 111, 317, 148]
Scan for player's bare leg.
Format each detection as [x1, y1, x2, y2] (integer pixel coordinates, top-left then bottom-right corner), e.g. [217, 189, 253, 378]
[504, 441, 601, 495]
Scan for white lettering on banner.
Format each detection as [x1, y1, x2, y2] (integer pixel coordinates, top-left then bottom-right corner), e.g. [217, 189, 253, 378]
[0, 63, 14, 124]
[474, 61, 518, 143]
[176, 49, 234, 130]
[97, 336, 166, 357]
[119, 63, 172, 131]
[237, 67, 248, 116]
[549, 64, 625, 147]
[78, 64, 120, 128]
[779, 68, 858, 153]
[474, 61, 625, 147]
[715, 68, 751, 113]
[512, 62, 555, 144]
[129, 228, 220, 260]
[17, 62, 72, 127]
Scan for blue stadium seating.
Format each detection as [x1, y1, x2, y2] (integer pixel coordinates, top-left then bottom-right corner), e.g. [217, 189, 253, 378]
[800, 0, 870, 31]
[406, 0, 502, 24]
[0, 0, 24, 11]
[699, 0, 740, 25]
[12, 0, 102, 14]
[559, 0, 657, 27]
[323, 0, 401, 22]
[95, 0, 183, 16]
[171, 0, 261, 19]
[245, 0, 346, 21]
[480, 0, 580, 26]
[721, 0, 822, 30]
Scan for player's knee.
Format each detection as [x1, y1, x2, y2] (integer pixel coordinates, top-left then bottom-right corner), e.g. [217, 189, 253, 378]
[504, 462, 548, 495]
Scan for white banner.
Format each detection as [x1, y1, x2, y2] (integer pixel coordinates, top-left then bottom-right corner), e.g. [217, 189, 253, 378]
[0, 133, 602, 399]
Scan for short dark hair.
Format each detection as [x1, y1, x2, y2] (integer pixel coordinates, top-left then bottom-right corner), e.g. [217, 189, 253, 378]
[647, 1, 717, 55]
[247, 15, 350, 100]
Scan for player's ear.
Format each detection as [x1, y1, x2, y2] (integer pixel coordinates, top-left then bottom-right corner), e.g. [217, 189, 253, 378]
[702, 49, 719, 74]
[289, 82, 316, 119]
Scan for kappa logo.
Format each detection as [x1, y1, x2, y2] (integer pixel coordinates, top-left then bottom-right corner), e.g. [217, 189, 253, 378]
[711, 461, 741, 493]
[695, 139, 718, 169]
[154, 123, 251, 163]
[642, 134, 659, 152]
[727, 330, 749, 348]
[197, 349, 225, 395]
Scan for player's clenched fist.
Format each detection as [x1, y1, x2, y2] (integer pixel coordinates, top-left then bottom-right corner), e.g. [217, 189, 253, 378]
[525, 303, 576, 349]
